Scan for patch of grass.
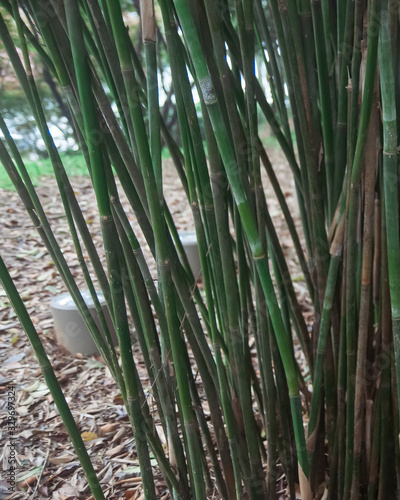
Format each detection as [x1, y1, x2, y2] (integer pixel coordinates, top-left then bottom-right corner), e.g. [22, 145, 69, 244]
[261, 135, 281, 149]
[162, 147, 172, 159]
[260, 131, 297, 150]
[0, 152, 88, 190]
[0, 145, 176, 190]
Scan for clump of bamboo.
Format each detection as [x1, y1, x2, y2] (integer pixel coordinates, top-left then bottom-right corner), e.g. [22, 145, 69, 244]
[1, 0, 400, 498]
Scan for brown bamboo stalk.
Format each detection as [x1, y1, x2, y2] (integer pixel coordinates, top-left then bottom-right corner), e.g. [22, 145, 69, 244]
[351, 86, 379, 500]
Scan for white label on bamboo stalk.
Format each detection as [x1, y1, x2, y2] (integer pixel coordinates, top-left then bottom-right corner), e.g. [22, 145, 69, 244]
[199, 77, 217, 105]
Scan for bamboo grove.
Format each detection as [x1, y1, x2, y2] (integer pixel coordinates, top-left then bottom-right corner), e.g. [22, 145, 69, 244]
[1, 0, 400, 498]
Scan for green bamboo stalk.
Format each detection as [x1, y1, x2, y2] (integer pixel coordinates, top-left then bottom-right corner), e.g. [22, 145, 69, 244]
[310, 0, 335, 220]
[63, 3, 157, 498]
[235, 3, 269, 494]
[185, 139, 249, 499]
[343, 3, 380, 494]
[4, 1, 400, 497]
[336, 279, 348, 499]
[379, 0, 400, 422]
[367, 392, 381, 500]
[234, 217, 266, 499]
[347, 0, 365, 168]
[377, 191, 393, 500]
[273, 0, 329, 318]
[254, 298, 278, 500]
[257, 0, 313, 260]
[297, 0, 320, 148]
[0, 0, 56, 73]
[202, 106, 248, 500]
[0, 124, 124, 394]
[259, 145, 313, 300]
[268, 326, 296, 499]
[163, 22, 230, 350]
[172, 0, 310, 492]
[264, 209, 313, 368]
[185, 58, 252, 495]
[79, 0, 131, 139]
[2, 5, 120, 333]
[391, 337, 400, 500]
[222, 17, 304, 194]
[254, 2, 291, 143]
[114, 212, 190, 498]
[0, 256, 105, 500]
[1, 6, 118, 360]
[333, 0, 354, 207]
[105, 2, 207, 496]
[140, 0, 162, 201]
[157, 9, 246, 497]
[308, 215, 344, 461]
[321, 0, 338, 128]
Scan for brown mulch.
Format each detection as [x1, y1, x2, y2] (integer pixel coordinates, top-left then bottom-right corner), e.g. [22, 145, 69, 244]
[0, 149, 309, 499]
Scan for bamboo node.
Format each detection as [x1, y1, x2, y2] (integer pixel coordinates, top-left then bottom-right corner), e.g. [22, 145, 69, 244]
[253, 253, 265, 260]
[383, 149, 398, 156]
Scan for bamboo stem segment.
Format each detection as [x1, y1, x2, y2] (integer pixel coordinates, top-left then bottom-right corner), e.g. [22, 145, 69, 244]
[1, 0, 400, 497]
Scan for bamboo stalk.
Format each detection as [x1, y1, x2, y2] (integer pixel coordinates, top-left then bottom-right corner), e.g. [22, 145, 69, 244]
[64, 3, 157, 498]
[379, 0, 400, 422]
[351, 83, 378, 500]
[343, 3, 380, 494]
[3, 0, 400, 497]
[0, 256, 106, 500]
[172, 0, 310, 492]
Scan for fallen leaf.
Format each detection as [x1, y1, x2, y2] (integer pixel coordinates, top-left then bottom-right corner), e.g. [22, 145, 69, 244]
[23, 380, 41, 392]
[48, 454, 74, 465]
[113, 394, 124, 405]
[17, 466, 43, 486]
[80, 432, 98, 442]
[4, 352, 26, 364]
[99, 423, 120, 436]
[105, 444, 125, 457]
